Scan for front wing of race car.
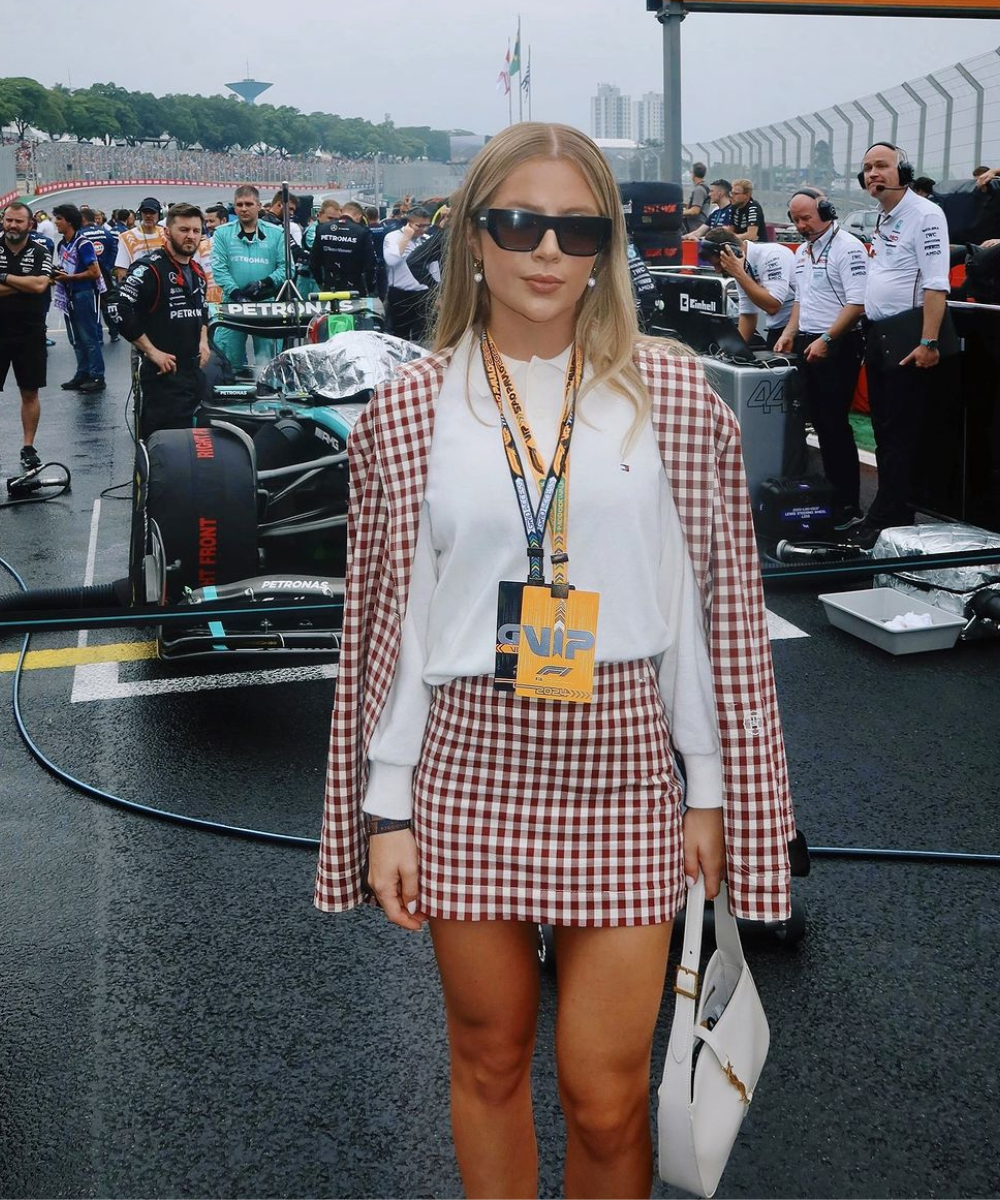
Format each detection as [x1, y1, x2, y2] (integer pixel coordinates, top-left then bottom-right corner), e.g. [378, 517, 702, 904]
[156, 575, 345, 660]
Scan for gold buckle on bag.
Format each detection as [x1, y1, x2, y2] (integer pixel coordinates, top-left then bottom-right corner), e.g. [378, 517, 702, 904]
[673, 965, 699, 1000]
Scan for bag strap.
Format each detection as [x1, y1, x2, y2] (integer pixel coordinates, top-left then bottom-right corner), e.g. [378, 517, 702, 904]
[667, 878, 747, 1067]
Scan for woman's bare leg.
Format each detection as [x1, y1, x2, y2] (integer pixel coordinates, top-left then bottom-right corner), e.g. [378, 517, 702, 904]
[553, 922, 674, 1200]
[429, 919, 541, 1199]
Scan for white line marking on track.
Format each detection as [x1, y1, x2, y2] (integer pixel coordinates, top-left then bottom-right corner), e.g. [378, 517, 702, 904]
[80, 500, 102, 651]
[71, 660, 339, 703]
[767, 610, 810, 640]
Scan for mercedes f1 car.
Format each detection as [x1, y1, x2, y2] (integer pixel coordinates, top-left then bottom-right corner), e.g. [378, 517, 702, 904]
[130, 297, 427, 659]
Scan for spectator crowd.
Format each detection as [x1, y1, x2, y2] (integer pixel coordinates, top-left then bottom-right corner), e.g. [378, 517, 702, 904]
[27, 142, 376, 190]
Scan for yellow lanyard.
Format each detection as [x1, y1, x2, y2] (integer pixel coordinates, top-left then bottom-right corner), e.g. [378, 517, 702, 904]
[480, 331, 581, 597]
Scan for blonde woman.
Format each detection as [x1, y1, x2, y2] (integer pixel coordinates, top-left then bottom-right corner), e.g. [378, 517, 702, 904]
[316, 122, 794, 1200]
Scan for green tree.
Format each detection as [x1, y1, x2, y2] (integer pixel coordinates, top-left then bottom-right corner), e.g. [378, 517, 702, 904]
[256, 105, 315, 156]
[65, 91, 121, 143]
[0, 73, 455, 167]
[131, 91, 166, 144]
[160, 94, 200, 149]
[0, 77, 65, 139]
[44, 84, 74, 139]
[83, 83, 139, 142]
[396, 126, 450, 161]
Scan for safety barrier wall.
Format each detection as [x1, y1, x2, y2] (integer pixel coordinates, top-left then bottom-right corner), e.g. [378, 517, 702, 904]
[684, 45, 1000, 214]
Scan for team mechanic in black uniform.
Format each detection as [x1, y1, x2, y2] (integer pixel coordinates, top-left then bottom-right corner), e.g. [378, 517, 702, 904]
[309, 201, 377, 295]
[114, 203, 210, 441]
[0, 200, 53, 472]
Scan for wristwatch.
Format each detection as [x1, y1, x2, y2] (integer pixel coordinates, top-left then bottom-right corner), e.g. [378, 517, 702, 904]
[0, 273, 8, 285]
[363, 815, 412, 836]
[820, 332, 833, 344]
[920, 338, 939, 349]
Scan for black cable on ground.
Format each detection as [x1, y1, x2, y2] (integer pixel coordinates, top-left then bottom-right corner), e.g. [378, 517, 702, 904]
[808, 846, 999, 864]
[0, 552, 319, 850]
[100, 481, 132, 499]
[99, 382, 138, 499]
[1, 462, 72, 508]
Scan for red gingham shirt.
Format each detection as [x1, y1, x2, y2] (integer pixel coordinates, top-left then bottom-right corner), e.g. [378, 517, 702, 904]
[315, 343, 795, 923]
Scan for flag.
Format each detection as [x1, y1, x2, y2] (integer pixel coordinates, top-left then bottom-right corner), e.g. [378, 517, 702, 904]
[496, 44, 511, 95]
[510, 21, 521, 75]
[521, 62, 530, 94]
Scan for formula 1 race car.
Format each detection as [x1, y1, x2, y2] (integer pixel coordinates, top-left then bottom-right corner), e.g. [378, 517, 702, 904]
[130, 297, 426, 660]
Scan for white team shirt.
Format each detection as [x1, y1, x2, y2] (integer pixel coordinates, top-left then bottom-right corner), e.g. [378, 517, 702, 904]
[793, 225, 869, 332]
[864, 188, 950, 321]
[382, 227, 428, 291]
[737, 240, 796, 330]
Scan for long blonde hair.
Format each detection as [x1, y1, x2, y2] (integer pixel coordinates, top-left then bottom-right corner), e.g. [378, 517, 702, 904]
[432, 122, 650, 421]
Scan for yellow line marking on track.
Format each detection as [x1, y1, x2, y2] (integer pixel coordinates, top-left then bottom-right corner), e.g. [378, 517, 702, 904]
[0, 642, 158, 673]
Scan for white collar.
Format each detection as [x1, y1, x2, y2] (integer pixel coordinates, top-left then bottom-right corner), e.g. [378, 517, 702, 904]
[463, 330, 575, 400]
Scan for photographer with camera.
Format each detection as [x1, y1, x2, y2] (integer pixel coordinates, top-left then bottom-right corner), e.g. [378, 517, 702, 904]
[209, 184, 286, 371]
[700, 228, 795, 347]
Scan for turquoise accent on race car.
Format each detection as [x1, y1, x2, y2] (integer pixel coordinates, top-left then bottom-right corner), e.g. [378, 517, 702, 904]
[209, 396, 359, 443]
[202, 585, 227, 650]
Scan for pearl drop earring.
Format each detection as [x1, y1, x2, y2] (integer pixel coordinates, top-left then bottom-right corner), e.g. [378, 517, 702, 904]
[587, 273, 597, 288]
[473, 260, 484, 283]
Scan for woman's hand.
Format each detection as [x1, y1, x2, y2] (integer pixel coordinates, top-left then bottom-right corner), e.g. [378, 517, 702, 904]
[682, 807, 725, 900]
[367, 829, 428, 931]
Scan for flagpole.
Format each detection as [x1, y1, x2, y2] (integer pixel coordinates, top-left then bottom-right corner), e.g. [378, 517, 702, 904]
[507, 38, 513, 126]
[517, 16, 523, 122]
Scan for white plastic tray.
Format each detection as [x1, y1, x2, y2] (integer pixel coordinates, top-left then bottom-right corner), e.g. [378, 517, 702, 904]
[818, 587, 966, 655]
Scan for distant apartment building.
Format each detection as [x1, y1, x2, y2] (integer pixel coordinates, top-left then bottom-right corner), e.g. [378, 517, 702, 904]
[591, 85, 664, 145]
[591, 84, 633, 140]
[635, 92, 664, 145]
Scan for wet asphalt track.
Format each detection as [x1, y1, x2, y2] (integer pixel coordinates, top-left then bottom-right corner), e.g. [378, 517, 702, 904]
[0, 329, 998, 1200]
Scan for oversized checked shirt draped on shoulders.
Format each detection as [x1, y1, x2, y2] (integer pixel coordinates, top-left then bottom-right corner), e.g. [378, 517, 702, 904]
[314, 341, 795, 923]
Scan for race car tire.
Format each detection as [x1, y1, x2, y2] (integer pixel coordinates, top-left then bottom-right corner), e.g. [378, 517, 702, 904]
[146, 427, 258, 603]
[619, 181, 685, 234]
[632, 229, 684, 266]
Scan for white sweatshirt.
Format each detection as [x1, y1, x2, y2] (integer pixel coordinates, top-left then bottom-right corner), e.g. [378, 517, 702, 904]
[363, 334, 724, 817]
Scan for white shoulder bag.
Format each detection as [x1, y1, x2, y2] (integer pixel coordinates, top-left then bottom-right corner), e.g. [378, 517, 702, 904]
[657, 878, 770, 1198]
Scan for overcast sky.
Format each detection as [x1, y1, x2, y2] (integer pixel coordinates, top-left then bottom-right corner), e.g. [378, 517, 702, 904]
[26, 3, 997, 145]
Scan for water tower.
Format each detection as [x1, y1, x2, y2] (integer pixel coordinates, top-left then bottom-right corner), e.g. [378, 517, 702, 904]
[226, 78, 272, 104]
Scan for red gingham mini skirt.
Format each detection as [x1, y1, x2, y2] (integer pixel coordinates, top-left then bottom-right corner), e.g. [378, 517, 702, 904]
[411, 658, 686, 927]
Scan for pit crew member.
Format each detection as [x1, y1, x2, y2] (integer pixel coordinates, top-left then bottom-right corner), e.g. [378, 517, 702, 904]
[774, 189, 869, 530]
[310, 201, 377, 295]
[210, 184, 286, 370]
[0, 201, 53, 471]
[851, 142, 951, 545]
[730, 179, 768, 243]
[114, 203, 210, 441]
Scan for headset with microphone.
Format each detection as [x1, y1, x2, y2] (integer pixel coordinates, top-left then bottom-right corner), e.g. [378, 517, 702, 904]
[787, 187, 837, 222]
[857, 142, 914, 191]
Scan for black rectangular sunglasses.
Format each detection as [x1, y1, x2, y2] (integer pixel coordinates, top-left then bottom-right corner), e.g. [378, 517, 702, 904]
[475, 208, 612, 257]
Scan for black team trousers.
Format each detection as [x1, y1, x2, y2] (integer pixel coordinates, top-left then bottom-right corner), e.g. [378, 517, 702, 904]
[864, 343, 936, 528]
[796, 327, 864, 511]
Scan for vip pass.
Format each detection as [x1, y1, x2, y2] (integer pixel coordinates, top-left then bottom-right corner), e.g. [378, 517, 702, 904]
[481, 331, 599, 703]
